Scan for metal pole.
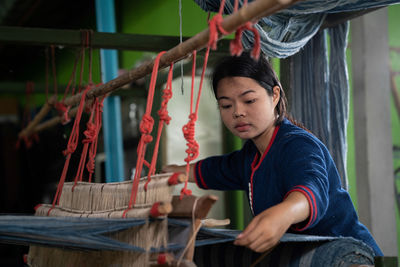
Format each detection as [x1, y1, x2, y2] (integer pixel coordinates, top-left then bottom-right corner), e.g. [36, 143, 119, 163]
[95, 0, 125, 182]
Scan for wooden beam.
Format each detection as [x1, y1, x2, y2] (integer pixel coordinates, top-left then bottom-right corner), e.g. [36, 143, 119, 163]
[0, 82, 147, 97]
[0, 26, 230, 53]
[321, 7, 381, 30]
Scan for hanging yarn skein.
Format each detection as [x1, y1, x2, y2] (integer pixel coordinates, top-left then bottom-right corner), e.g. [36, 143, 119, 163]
[194, 0, 400, 58]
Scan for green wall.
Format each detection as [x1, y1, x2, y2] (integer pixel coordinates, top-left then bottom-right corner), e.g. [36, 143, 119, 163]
[118, 0, 209, 70]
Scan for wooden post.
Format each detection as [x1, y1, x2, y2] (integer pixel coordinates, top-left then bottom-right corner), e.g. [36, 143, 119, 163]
[351, 8, 398, 256]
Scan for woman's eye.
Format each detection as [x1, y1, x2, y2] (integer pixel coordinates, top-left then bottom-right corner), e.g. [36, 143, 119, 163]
[219, 104, 231, 109]
[245, 99, 256, 104]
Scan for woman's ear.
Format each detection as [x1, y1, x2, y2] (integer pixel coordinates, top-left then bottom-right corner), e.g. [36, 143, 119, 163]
[272, 86, 280, 107]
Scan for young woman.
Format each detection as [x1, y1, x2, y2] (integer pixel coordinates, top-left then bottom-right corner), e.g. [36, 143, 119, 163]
[162, 52, 383, 256]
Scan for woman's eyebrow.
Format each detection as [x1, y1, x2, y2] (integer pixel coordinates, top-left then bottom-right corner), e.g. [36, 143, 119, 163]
[240, 89, 256, 96]
[217, 89, 256, 101]
[217, 96, 230, 101]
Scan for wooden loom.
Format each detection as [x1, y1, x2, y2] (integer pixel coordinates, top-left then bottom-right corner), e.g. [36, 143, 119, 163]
[29, 174, 218, 266]
[19, 0, 299, 266]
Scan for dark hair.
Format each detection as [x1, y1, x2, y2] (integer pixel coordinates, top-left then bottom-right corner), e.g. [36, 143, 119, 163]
[212, 51, 287, 125]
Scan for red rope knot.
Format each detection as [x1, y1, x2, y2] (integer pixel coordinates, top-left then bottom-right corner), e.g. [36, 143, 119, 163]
[139, 114, 154, 143]
[86, 158, 95, 175]
[162, 87, 172, 100]
[230, 22, 261, 60]
[157, 109, 171, 124]
[157, 82, 173, 124]
[54, 102, 71, 125]
[83, 122, 96, 144]
[63, 142, 76, 156]
[208, 14, 230, 50]
[184, 141, 199, 163]
[180, 187, 192, 199]
[183, 113, 199, 162]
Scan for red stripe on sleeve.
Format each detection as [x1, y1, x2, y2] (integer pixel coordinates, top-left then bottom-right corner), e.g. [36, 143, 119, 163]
[284, 187, 315, 231]
[296, 185, 318, 224]
[194, 161, 208, 189]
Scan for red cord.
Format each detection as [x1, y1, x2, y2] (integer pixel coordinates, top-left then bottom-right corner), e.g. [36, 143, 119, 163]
[50, 45, 58, 97]
[144, 62, 174, 190]
[180, 46, 211, 199]
[50, 85, 91, 210]
[229, 0, 260, 59]
[208, 0, 231, 50]
[16, 82, 39, 149]
[72, 99, 96, 190]
[126, 51, 166, 214]
[54, 50, 81, 125]
[230, 21, 260, 60]
[87, 95, 105, 182]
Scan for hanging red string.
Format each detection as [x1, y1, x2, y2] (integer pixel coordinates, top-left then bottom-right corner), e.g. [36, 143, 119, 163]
[86, 95, 105, 183]
[54, 30, 94, 124]
[16, 82, 39, 149]
[207, 0, 230, 50]
[229, 0, 260, 59]
[54, 50, 80, 125]
[180, 45, 212, 199]
[145, 62, 174, 190]
[68, 30, 99, 190]
[72, 92, 105, 190]
[124, 51, 167, 215]
[72, 98, 96, 189]
[50, 45, 58, 97]
[77, 30, 89, 94]
[48, 85, 92, 215]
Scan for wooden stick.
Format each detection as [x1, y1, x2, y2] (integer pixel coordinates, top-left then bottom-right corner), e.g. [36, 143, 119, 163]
[18, 95, 56, 138]
[169, 195, 218, 219]
[201, 218, 231, 227]
[33, 106, 78, 134]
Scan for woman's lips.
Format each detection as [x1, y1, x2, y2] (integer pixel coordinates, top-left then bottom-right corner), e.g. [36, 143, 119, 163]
[235, 123, 250, 132]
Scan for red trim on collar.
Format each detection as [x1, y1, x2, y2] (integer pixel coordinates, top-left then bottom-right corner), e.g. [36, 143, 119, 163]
[249, 125, 280, 214]
[251, 125, 280, 171]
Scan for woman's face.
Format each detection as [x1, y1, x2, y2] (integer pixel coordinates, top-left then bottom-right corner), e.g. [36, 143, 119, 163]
[216, 76, 280, 142]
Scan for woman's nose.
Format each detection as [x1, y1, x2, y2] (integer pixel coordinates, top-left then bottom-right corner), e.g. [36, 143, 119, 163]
[233, 105, 245, 118]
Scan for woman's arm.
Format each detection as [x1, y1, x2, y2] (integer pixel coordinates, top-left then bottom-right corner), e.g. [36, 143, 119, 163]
[162, 164, 196, 183]
[234, 191, 310, 253]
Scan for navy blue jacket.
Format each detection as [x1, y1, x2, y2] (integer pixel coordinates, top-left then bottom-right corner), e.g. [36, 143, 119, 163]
[194, 118, 383, 256]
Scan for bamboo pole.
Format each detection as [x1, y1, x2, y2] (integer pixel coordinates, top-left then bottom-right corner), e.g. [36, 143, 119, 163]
[18, 95, 56, 139]
[24, 0, 300, 136]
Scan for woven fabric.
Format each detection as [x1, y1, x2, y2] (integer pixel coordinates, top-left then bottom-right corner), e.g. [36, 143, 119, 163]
[290, 23, 349, 189]
[194, 231, 375, 267]
[193, 0, 400, 58]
